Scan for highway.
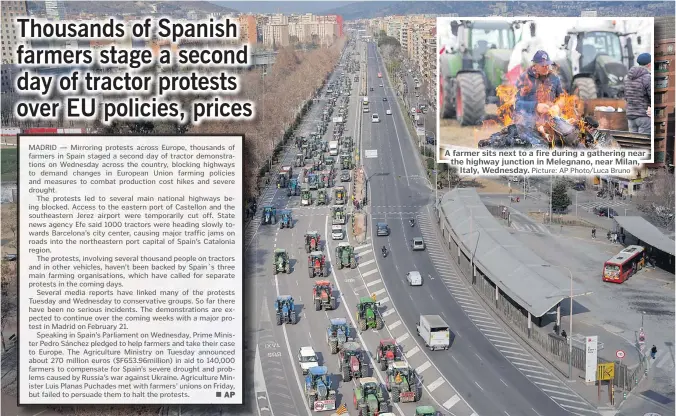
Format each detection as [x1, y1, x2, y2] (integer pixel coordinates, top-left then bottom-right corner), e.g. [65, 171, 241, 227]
[247, 39, 602, 416]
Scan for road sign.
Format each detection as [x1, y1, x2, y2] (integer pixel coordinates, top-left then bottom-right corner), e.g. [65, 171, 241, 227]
[616, 350, 626, 359]
[585, 336, 599, 383]
[597, 362, 615, 381]
[365, 149, 378, 158]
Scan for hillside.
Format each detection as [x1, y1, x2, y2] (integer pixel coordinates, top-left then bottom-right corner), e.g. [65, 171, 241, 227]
[26, 1, 236, 17]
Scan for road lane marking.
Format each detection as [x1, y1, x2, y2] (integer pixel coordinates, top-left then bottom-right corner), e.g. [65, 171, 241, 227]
[362, 269, 378, 277]
[359, 259, 376, 268]
[471, 316, 497, 324]
[382, 308, 396, 317]
[355, 244, 371, 250]
[379, 296, 390, 304]
[373, 288, 386, 296]
[357, 249, 373, 256]
[405, 346, 420, 358]
[416, 361, 432, 374]
[443, 395, 460, 409]
[559, 404, 599, 414]
[388, 320, 402, 330]
[512, 361, 546, 369]
[541, 388, 578, 398]
[426, 377, 445, 392]
[520, 367, 552, 376]
[534, 380, 567, 389]
[396, 333, 410, 343]
[503, 355, 538, 364]
[366, 278, 382, 287]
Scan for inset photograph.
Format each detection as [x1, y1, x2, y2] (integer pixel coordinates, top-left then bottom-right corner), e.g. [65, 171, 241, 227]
[437, 17, 654, 156]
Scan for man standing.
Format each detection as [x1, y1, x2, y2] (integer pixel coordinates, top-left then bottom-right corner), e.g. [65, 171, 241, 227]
[624, 53, 652, 134]
[515, 50, 565, 128]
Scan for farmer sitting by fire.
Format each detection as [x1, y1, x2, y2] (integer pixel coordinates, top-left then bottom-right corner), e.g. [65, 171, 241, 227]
[515, 50, 565, 128]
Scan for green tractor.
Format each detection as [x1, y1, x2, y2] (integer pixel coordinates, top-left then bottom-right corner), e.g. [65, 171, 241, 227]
[287, 178, 301, 197]
[356, 297, 384, 331]
[334, 187, 347, 205]
[555, 25, 639, 99]
[335, 242, 357, 269]
[317, 188, 328, 205]
[415, 406, 437, 416]
[352, 377, 387, 415]
[262, 206, 277, 225]
[301, 187, 313, 206]
[273, 248, 291, 274]
[340, 153, 353, 170]
[332, 206, 346, 225]
[304, 231, 321, 253]
[439, 20, 535, 125]
[341, 136, 353, 153]
[308, 251, 328, 278]
[385, 361, 420, 403]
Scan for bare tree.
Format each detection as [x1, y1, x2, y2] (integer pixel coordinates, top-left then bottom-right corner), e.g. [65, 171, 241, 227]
[639, 169, 675, 230]
[1, 261, 17, 353]
[1, 203, 17, 251]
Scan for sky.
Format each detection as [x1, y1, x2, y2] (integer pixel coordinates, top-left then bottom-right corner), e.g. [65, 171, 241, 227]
[215, 1, 352, 14]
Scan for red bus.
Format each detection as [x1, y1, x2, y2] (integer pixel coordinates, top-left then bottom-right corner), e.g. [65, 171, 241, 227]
[377, 72, 382, 78]
[603, 245, 646, 283]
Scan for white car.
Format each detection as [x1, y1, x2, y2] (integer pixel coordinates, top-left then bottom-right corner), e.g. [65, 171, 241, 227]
[386, 109, 392, 115]
[372, 114, 380, 123]
[298, 346, 319, 374]
[331, 225, 344, 240]
[380, 84, 383, 87]
[410, 107, 416, 115]
[363, 107, 370, 113]
[412, 237, 426, 251]
[406, 271, 422, 286]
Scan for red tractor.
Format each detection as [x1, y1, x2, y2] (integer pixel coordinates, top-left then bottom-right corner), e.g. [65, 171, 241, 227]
[304, 231, 321, 253]
[376, 339, 398, 371]
[308, 251, 328, 278]
[313, 280, 337, 310]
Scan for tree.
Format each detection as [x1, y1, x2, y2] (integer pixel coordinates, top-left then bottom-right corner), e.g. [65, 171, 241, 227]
[551, 180, 571, 212]
[639, 169, 675, 230]
[1, 203, 17, 251]
[1, 261, 17, 353]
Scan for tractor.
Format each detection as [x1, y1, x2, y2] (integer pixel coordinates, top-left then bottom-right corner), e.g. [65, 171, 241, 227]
[555, 23, 639, 99]
[332, 206, 346, 225]
[273, 248, 291, 274]
[335, 243, 357, 269]
[279, 210, 293, 229]
[312, 280, 337, 311]
[415, 406, 437, 416]
[301, 188, 313, 206]
[302, 144, 313, 161]
[375, 339, 398, 371]
[339, 342, 369, 381]
[274, 295, 296, 325]
[327, 317, 352, 354]
[262, 206, 277, 225]
[324, 156, 335, 167]
[308, 173, 319, 190]
[312, 158, 324, 173]
[277, 166, 292, 188]
[317, 189, 328, 205]
[318, 171, 333, 189]
[341, 136, 353, 153]
[353, 377, 387, 415]
[334, 186, 346, 205]
[386, 361, 420, 403]
[294, 135, 305, 149]
[340, 154, 353, 170]
[294, 153, 304, 167]
[356, 297, 384, 331]
[304, 366, 337, 412]
[304, 231, 321, 253]
[308, 251, 328, 278]
[439, 20, 535, 125]
[287, 178, 301, 197]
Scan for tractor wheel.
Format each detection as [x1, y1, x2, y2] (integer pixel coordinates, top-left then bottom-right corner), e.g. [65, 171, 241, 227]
[305, 244, 310, 253]
[572, 77, 597, 100]
[290, 221, 294, 229]
[379, 401, 387, 412]
[315, 299, 321, 311]
[455, 72, 486, 126]
[285, 264, 290, 274]
[391, 388, 400, 403]
[375, 315, 384, 330]
[338, 262, 343, 270]
[290, 312, 297, 324]
[414, 386, 421, 401]
[376, 350, 381, 363]
[330, 340, 339, 354]
[350, 258, 357, 269]
[342, 366, 351, 382]
[272, 216, 277, 225]
[308, 396, 315, 411]
[280, 223, 285, 229]
[441, 75, 455, 119]
[359, 319, 367, 332]
[353, 394, 359, 410]
[308, 268, 314, 279]
[380, 359, 387, 371]
[329, 297, 337, 310]
[276, 313, 282, 326]
[323, 266, 329, 277]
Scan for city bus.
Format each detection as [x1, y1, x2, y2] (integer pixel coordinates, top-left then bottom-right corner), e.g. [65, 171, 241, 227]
[602, 245, 646, 283]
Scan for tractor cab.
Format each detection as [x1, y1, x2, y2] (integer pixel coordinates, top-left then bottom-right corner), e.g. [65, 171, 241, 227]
[273, 248, 291, 274]
[335, 242, 357, 269]
[279, 210, 293, 229]
[308, 173, 319, 190]
[328, 318, 350, 340]
[274, 295, 296, 325]
[287, 178, 301, 196]
[356, 296, 384, 331]
[304, 231, 321, 253]
[295, 153, 304, 167]
[324, 156, 335, 167]
[308, 251, 328, 278]
[333, 187, 346, 205]
[316, 188, 328, 205]
[338, 341, 368, 381]
[340, 154, 353, 170]
[376, 339, 398, 370]
[312, 280, 337, 311]
[332, 205, 346, 225]
[277, 166, 292, 188]
[319, 171, 333, 188]
[415, 405, 437, 416]
[262, 206, 277, 225]
[306, 365, 331, 389]
[353, 377, 386, 414]
[312, 158, 323, 172]
[302, 144, 312, 161]
[294, 135, 305, 148]
[301, 187, 313, 206]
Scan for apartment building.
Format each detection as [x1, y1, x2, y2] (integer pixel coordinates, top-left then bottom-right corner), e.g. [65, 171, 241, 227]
[263, 24, 290, 48]
[238, 15, 257, 45]
[262, 13, 341, 47]
[1, 1, 29, 93]
[653, 16, 675, 169]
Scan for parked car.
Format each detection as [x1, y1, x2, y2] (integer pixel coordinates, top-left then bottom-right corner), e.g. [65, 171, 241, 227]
[426, 135, 436, 145]
[594, 207, 618, 218]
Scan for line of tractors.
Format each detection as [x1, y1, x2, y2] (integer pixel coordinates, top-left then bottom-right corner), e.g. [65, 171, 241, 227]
[270, 43, 436, 416]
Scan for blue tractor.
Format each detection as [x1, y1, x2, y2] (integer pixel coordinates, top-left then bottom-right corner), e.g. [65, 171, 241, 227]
[274, 295, 297, 325]
[262, 206, 277, 225]
[327, 317, 352, 354]
[287, 178, 301, 196]
[304, 366, 336, 412]
[279, 210, 293, 229]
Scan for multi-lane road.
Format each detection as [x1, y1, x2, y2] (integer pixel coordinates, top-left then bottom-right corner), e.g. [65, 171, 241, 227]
[247, 40, 603, 416]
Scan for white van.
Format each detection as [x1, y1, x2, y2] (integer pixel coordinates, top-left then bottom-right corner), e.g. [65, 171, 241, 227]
[416, 314, 450, 351]
[328, 141, 339, 156]
[331, 225, 344, 240]
[406, 271, 422, 286]
[371, 114, 380, 123]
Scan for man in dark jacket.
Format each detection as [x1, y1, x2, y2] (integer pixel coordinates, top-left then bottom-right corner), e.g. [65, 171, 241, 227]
[624, 53, 652, 134]
[515, 50, 565, 128]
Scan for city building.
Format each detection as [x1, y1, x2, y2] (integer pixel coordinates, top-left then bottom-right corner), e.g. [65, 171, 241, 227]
[238, 15, 257, 45]
[1, 1, 30, 93]
[45, 0, 65, 20]
[263, 24, 290, 48]
[654, 16, 675, 170]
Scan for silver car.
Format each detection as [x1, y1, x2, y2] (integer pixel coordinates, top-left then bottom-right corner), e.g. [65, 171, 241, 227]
[412, 237, 425, 251]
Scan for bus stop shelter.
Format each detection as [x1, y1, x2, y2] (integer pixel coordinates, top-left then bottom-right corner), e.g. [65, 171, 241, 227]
[613, 216, 675, 272]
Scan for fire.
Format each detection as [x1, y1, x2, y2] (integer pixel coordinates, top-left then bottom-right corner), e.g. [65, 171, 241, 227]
[496, 84, 517, 126]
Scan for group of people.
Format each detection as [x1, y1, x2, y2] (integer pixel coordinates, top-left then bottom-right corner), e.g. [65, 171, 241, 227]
[515, 49, 652, 134]
[590, 226, 626, 244]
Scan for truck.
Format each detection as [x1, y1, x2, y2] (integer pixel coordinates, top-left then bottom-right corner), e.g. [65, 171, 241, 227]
[328, 140, 339, 156]
[415, 315, 450, 351]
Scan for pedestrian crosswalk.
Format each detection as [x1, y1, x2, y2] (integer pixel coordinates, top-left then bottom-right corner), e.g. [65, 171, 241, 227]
[415, 210, 600, 416]
[510, 220, 550, 234]
[578, 200, 628, 211]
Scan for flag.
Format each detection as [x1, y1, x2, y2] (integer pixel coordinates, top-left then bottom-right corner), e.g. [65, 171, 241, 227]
[336, 403, 348, 415]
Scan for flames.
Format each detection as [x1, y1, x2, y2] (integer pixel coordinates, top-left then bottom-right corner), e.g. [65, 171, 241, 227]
[496, 84, 517, 126]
